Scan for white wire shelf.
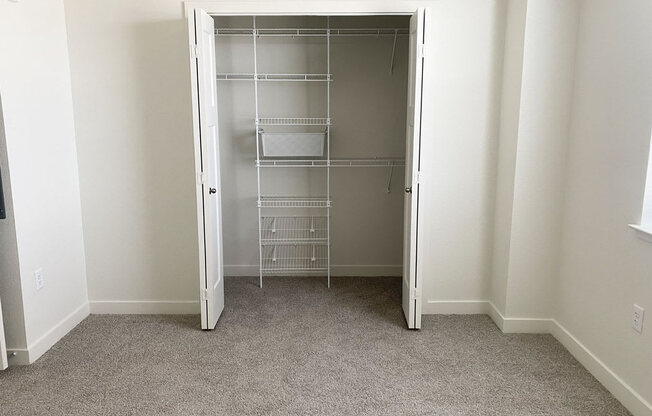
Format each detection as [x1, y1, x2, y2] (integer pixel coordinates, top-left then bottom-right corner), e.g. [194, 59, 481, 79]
[215, 28, 409, 37]
[256, 117, 331, 126]
[258, 196, 331, 208]
[262, 244, 329, 273]
[257, 158, 406, 168]
[261, 216, 328, 244]
[216, 73, 332, 82]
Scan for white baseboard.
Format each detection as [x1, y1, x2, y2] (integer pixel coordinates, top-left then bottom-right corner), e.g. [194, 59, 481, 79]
[423, 300, 650, 415]
[422, 300, 548, 333]
[486, 302, 553, 333]
[6, 302, 90, 365]
[422, 300, 489, 314]
[224, 264, 402, 277]
[485, 302, 650, 416]
[89, 300, 200, 314]
[550, 320, 652, 416]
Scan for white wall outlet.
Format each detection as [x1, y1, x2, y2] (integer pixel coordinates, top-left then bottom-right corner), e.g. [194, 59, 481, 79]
[632, 304, 644, 333]
[34, 268, 44, 291]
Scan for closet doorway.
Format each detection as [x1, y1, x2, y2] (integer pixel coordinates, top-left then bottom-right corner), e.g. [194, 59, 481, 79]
[187, 6, 428, 331]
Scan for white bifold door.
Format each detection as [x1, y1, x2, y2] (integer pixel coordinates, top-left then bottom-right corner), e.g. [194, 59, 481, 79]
[190, 8, 225, 330]
[403, 8, 427, 330]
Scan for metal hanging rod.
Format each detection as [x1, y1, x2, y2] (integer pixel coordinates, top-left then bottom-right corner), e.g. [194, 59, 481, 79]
[215, 28, 409, 37]
[256, 158, 405, 168]
[217, 73, 332, 82]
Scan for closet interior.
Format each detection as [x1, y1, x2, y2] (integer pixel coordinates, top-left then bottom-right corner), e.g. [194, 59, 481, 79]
[213, 16, 411, 287]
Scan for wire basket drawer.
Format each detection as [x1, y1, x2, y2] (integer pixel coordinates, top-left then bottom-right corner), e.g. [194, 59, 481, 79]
[261, 132, 325, 157]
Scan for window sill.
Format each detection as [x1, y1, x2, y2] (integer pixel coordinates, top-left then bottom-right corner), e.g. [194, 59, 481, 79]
[629, 224, 652, 243]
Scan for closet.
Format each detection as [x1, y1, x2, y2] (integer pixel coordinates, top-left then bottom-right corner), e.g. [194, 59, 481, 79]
[188, 8, 427, 331]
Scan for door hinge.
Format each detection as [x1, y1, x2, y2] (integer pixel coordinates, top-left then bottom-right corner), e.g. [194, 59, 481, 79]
[191, 44, 199, 59]
[197, 172, 206, 184]
[411, 287, 421, 300]
[417, 44, 426, 59]
[200, 288, 210, 301]
[415, 171, 421, 184]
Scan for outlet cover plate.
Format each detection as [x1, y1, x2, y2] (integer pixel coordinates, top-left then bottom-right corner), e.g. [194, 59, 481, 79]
[34, 268, 44, 291]
[633, 304, 644, 333]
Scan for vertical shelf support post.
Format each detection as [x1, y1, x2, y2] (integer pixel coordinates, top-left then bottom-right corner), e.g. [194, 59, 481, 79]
[253, 16, 263, 288]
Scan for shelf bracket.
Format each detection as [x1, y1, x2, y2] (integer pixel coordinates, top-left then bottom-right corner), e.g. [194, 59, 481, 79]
[389, 30, 398, 75]
[386, 161, 395, 193]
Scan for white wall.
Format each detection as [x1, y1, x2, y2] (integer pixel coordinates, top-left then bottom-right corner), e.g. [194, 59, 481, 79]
[0, 0, 89, 363]
[490, 0, 526, 314]
[495, 0, 580, 318]
[555, 0, 652, 410]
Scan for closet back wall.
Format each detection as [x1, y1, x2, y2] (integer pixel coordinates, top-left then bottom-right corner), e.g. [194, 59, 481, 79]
[215, 16, 408, 276]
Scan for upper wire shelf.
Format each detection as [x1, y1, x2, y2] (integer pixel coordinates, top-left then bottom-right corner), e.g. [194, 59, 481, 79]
[256, 117, 331, 126]
[215, 28, 409, 37]
[258, 196, 331, 208]
[217, 73, 332, 82]
[257, 158, 405, 168]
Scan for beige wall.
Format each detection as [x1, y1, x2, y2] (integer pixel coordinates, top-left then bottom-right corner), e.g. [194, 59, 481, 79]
[64, 0, 200, 305]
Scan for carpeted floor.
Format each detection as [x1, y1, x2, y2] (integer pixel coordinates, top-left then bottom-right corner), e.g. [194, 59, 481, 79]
[0, 276, 630, 415]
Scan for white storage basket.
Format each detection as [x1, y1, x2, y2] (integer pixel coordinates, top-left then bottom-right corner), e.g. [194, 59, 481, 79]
[261, 132, 325, 157]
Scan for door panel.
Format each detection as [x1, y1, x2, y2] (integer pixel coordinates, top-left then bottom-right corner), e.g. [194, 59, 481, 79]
[192, 8, 224, 329]
[403, 8, 426, 330]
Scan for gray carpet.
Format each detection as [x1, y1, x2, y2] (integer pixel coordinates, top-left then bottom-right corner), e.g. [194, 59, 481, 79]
[0, 276, 630, 416]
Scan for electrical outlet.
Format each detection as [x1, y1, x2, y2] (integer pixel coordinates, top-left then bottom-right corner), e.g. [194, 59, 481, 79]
[34, 268, 44, 291]
[632, 304, 644, 333]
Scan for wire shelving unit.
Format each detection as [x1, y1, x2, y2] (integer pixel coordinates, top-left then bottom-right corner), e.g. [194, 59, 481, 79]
[238, 18, 404, 288]
[246, 16, 334, 288]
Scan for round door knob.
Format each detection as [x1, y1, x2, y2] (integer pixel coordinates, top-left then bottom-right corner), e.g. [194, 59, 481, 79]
[209, 187, 217, 194]
[405, 187, 412, 194]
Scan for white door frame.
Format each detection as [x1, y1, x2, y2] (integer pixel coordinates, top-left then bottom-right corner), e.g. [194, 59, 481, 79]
[184, 0, 430, 328]
[184, 1, 429, 17]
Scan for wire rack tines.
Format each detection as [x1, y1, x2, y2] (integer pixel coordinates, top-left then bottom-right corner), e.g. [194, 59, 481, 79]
[262, 244, 329, 273]
[261, 216, 328, 244]
[258, 196, 331, 208]
[256, 117, 331, 126]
